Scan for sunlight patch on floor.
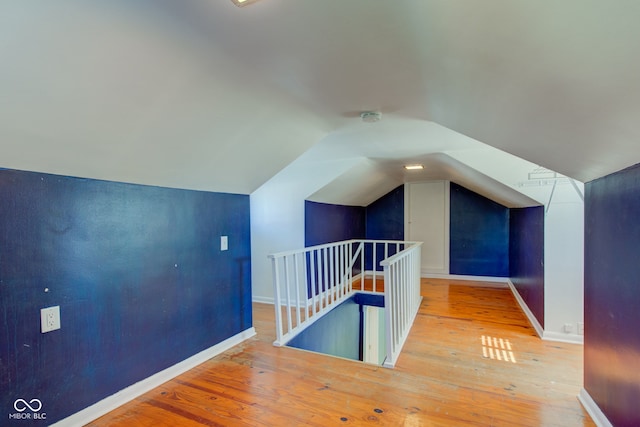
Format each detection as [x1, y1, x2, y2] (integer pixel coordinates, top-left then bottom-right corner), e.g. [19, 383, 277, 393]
[482, 335, 517, 363]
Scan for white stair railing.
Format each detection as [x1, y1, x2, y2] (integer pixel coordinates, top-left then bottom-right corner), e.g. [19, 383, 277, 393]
[269, 240, 360, 347]
[381, 242, 423, 367]
[269, 239, 422, 367]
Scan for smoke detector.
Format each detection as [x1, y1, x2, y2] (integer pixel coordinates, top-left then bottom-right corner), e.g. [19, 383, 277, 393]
[231, 0, 261, 6]
[360, 111, 382, 123]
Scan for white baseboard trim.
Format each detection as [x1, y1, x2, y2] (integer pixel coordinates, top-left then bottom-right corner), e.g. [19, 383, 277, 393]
[420, 275, 580, 344]
[252, 296, 305, 306]
[423, 273, 509, 288]
[543, 330, 584, 344]
[51, 327, 257, 427]
[420, 268, 449, 277]
[252, 295, 274, 305]
[578, 388, 613, 427]
[506, 279, 544, 338]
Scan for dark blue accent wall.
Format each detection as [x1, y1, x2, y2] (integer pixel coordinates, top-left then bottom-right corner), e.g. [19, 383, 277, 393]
[306, 185, 548, 300]
[365, 185, 405, 271]
[304, 186, 405, 247]
[585, 163, 640, 427]
[304, 201, 365, 246]
[365, 185, 404, 240]
[509, 206, 544, 328]
[305, 187, 404, 273]
[449, 182, 509, 277]
[0, 169, 252, 425]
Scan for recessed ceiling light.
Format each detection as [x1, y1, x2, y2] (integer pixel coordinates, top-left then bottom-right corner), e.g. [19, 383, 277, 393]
[404, 164, 424, 170]
[231, 0, 261, 6]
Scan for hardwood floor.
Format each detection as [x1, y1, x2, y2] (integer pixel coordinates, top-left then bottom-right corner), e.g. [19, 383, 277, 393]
[87, 278, 594, 426]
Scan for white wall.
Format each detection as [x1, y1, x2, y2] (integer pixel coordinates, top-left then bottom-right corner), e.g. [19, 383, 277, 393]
[250, 141, 365, 302]
[250, 185, 305, 304]
[529, 181, 585, 341]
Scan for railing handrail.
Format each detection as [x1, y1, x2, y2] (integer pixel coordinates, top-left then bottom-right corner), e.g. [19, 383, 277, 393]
[379, 241, 423, 266]
[268, 239, 420, 259]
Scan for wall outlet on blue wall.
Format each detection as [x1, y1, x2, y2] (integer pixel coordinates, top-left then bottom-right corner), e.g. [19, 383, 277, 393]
[41, 306, 61, 333]
[221, 235, 228, 251]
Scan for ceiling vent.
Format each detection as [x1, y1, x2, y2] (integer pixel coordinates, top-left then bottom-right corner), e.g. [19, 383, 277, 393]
[360, 111, 382, 123]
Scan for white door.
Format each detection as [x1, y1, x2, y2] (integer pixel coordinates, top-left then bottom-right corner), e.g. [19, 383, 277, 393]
[405, 181, 449, 274]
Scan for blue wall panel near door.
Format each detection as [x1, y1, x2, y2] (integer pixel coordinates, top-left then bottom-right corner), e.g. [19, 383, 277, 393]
[365, 185, 404, 240]
[0, 169, 252, 425]
[304, 185, 404, 247]
[584, 163, 640, 427]
[509, 206, 544, 328]
[449, 183, 509, 277]
[305, 201, 365, 246]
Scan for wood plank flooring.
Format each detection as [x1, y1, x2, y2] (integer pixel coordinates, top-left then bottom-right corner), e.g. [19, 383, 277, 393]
[87, 278, 593, 426]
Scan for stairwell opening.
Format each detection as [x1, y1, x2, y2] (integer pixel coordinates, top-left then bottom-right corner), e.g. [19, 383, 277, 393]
[286, 292, 387, 365]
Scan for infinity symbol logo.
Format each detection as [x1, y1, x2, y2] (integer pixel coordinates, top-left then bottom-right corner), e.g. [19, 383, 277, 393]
[14, 398, 42, 412]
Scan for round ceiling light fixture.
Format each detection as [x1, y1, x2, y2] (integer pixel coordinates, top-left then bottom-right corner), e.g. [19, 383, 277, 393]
[360, 111, 382, 123]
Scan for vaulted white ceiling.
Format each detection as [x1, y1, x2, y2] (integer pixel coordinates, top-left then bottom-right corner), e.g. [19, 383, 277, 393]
[1, 1, 639, 206]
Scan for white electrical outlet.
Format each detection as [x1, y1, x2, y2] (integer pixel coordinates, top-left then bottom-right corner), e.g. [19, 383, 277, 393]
[41, 306, 61, 333]
[577, 322, 584, 335]
[220, 235, 228, 251]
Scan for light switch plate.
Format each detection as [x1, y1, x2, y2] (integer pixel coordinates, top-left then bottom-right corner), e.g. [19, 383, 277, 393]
[221, 235, 228, 251]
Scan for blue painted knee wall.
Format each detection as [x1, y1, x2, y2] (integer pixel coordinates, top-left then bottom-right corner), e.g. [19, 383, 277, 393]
[0, 169, 252, 425]
[584, 163, 640, 426]
[449, 182, 510, 277]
